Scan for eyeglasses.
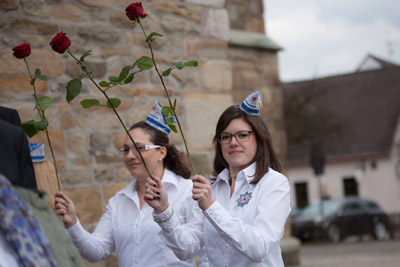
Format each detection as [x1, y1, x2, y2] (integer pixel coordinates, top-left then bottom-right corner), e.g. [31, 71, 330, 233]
[217, 131, 253, 144]
[119, 145, 161, 155]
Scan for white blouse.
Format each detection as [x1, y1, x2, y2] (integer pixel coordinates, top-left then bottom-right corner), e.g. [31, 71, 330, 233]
[66, 169, 203, 267]
[156, 163, 291, 267]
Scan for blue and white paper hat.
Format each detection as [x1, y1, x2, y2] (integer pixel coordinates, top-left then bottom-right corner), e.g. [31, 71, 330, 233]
[145, 101, 173, 134]
[239, 90, 263, 116]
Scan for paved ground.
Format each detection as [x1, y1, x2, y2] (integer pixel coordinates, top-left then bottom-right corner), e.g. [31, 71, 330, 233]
[295, 239, 400, 267]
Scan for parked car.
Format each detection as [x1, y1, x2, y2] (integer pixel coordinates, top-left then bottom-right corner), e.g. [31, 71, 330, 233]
[291, 197, 392, 242]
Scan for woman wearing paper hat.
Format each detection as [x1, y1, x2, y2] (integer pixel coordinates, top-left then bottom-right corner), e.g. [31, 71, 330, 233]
[54, 101, 202, 267]
[145, 91, 291, 267]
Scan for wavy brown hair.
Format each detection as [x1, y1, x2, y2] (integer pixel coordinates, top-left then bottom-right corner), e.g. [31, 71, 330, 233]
[212, 105, 282, 184]
[129, 121, 191, 179]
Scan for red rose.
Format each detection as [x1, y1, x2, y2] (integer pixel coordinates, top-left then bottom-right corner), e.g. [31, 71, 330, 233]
[49, 31, 71, 54]
[12, 43, 31, 59]
[125, 2, 147, 21]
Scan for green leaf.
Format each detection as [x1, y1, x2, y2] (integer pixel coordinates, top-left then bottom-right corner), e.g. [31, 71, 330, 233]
[134, 56, 153, 70]
[30, 77, 36, 85]
[173, 99, 177, 111]
[118, 65, 133, 82]
[21, 120, 36, 138]
[81, 65, 88, 73]
[66, 78, 82, 103]
[162, 68, 172, 77]
[124, 73, 135, 84]
[106, 98, 121, 109]
[184, 60, 198, 67]
[99, 81, 110, 87]
[37, 96, 53, 110]
[34, 117, 48, 131]
[80, 99, 101, 109]
[172, 62, 185, 70]
[146, 32, 163, 43]
[34, 68, 49, 81]
[161, 106, 178, 133]
[108, 76, 119, 82]
[80, 50, 92, 62]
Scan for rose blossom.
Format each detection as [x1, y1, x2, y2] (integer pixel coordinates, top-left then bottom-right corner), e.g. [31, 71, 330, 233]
[49, 31, 71, 54]
[125, 2, 147, 21]
[12, 43, 31, 59]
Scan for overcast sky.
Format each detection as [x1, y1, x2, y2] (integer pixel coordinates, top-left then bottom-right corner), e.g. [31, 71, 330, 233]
[263, 0, 400, 82]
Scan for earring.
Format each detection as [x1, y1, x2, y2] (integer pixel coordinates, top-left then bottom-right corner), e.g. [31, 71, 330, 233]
[158, 158, 162, 162]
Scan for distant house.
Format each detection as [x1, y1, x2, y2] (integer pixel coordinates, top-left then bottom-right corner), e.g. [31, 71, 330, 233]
[283, 55, 400, 218]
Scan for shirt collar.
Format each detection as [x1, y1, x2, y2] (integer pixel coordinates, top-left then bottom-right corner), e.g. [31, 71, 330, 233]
[117, 168, 179, 198]
[216, 162, 257, 184]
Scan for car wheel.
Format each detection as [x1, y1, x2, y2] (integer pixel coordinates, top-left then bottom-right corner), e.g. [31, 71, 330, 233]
[373, 221, 387, 241]
[327, 224, 341, 243]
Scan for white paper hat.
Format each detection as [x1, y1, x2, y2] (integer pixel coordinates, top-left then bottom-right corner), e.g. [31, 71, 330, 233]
[239, 90, 263, 116]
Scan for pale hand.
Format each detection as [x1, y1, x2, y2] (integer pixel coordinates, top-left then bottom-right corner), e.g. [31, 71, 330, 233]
[54, 191, 77, 229]
[192, 174, 214, 210]
[144, 176, 169, 214]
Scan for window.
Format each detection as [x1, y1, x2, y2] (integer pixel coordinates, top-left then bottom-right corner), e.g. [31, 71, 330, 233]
[343, 177, 358, 197]
[295, 182, 309, 208]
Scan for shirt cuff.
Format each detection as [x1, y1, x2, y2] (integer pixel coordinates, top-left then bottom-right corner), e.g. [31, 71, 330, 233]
[203, 201, 231, 227]
[66, 218, 86, 242]
[153, 205, 179, 233]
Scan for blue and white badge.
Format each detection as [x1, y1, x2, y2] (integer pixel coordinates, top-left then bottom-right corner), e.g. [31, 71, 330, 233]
[237, 192, 252, 207]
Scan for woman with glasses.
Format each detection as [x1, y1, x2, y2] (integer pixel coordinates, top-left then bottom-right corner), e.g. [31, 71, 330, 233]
[145, 91, 291, 266]
[54, 102, 203, 267]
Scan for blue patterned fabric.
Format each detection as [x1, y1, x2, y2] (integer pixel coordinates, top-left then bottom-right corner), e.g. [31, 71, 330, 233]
[145, 101, 174, 134]
[239, 91, 263, 116]
[0, 174, 57, 267]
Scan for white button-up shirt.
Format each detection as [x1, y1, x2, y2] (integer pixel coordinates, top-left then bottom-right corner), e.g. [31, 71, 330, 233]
[66, 169, 202, 267]
[157, 164, 290, 267]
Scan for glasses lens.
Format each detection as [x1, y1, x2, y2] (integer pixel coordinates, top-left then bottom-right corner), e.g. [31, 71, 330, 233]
[218, 134, 231, 144]
[235, 131, 251, 142]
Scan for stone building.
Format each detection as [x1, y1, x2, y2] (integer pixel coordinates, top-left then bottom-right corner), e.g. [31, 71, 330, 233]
[0, 0, 286, 265]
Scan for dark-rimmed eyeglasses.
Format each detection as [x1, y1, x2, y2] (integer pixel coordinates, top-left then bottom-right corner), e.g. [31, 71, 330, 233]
[119, 145, 161, 155]
[217, 131, 253, 144]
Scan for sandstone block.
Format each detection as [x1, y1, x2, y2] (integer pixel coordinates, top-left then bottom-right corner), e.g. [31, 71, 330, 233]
[0, 77, 47, 99]
[0, 47, 28, 76]
[100, 47, 131, 58]
[185, 0, 225, 7]
[78, 25, 120, 44]
[19, 34, 46, 46]
[201, 59, 232, 92]
[64, 186, 102, 224]
[72, 157, 92, 167]
[21, 0, 49, 18]
[95, 168, 110, 182]
[61, 113, 75, 130]
[110, 10, 134, 28]
[29, 49, 64, 78]
[77, 0, 111, 8]
[117, 165, 131, 180]
[68, 132, 87, 153]
[0, 0, 17, 10]
[64, 170, 93, 185]
[66, 60, 107, 79]
[203, 9, 229, 41]
[161, 15, 200, 35]
[9, 18, 58, 35]
[88, 115, 123, 130]
[49, 4, 89, 22]
[183, 93, 233, 150]
[29, 129, 66, 158]
[152, 1, 202, 22]
[185, 38, 228, 57]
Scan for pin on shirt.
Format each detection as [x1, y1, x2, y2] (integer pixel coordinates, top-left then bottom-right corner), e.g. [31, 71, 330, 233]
[237, 192, 252, 207]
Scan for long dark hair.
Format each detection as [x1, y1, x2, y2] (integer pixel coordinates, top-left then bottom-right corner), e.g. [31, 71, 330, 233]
[129, 121, 191, 179]
[212, 105, 282, 184]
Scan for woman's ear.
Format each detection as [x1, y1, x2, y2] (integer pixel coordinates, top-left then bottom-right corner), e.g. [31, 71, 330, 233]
[159, 146, 167, 160]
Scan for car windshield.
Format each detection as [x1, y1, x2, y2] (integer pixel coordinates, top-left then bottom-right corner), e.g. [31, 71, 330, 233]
[300, 200, 343, 218]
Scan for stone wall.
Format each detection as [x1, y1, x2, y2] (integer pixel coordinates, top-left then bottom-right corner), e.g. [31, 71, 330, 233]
[1, 0, 285, 266]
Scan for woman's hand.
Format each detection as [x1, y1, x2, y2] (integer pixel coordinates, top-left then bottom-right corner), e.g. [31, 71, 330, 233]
[144, 176, 169, 214]
[192, 175, 214, 211]
[54, 191, 77, 229]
